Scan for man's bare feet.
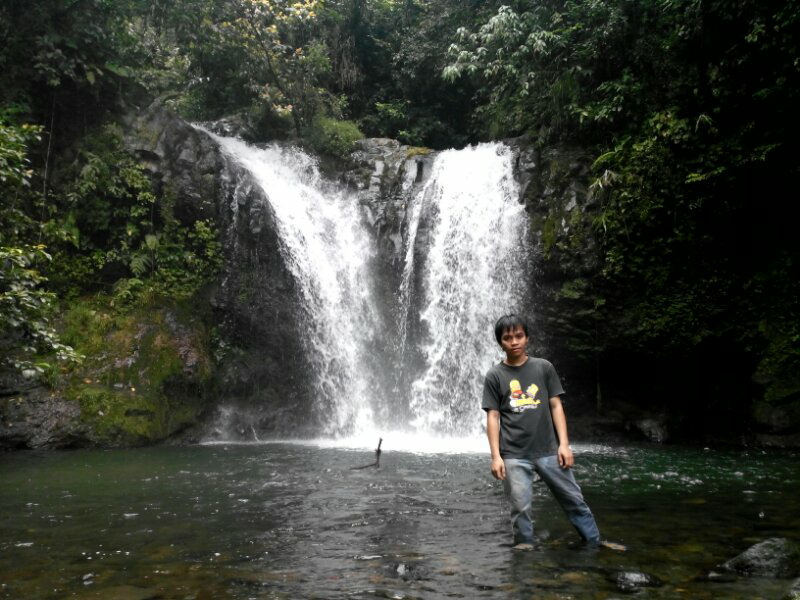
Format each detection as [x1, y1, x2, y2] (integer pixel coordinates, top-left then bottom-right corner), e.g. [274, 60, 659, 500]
[512, 542, 534, 551]
[600, 540, 627, 551]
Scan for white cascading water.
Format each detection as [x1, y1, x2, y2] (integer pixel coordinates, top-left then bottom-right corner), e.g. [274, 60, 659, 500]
[202, 131, 527, 449]
[205, 132, 381, 436]
[402, 143, 528, 437]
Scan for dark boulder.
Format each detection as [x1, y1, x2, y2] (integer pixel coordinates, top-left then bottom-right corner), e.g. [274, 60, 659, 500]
[0, 382, 89, 449]
[722, 538, 800, 578]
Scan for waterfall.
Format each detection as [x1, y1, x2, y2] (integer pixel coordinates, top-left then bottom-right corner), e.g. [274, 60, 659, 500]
[205, 131, 381, 436]
[202, 131, 527, 444]
[401, 143, 527, 437]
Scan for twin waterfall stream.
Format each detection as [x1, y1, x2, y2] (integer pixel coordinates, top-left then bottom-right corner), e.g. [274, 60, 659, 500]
[204, 132, 529, 444]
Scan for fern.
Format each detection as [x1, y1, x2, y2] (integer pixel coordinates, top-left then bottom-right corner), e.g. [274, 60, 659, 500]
[130, 252, 152, 277]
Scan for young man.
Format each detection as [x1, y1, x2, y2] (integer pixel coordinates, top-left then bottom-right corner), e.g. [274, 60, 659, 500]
[482, 314, 600, 550]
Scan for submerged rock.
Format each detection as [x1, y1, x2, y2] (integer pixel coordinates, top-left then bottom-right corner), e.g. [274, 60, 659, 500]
[383, 560, 431, 582]
[610, 570, 662, 593]
[722, 538, 800, 578]
[696, 570, 737, 583]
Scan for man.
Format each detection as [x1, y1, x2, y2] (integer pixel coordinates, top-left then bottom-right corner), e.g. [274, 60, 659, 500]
[482, 314, 600, 550]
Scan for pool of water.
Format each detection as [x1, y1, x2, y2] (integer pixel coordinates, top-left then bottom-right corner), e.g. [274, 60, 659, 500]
[1, 442, 798, 599]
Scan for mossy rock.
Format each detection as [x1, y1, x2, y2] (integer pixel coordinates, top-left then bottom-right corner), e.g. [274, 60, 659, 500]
[60, 297, 213, 446]
[67, 384, 201, 446]
[541, 212, 559, 255]
[406, 146, 432, 159]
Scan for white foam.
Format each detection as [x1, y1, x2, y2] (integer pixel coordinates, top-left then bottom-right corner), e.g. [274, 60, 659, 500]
[201, 431, 488, 454]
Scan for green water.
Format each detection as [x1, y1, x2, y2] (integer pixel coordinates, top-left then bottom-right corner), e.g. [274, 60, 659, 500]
[1, 443, 798, 599]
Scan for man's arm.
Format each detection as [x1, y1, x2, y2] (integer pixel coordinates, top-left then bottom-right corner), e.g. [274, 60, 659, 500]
[487, 409, 506, 480]
[549, 396, 574, 468]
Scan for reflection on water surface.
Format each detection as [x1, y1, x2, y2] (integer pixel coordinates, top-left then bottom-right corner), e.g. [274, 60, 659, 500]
[1, 443, 798, 599]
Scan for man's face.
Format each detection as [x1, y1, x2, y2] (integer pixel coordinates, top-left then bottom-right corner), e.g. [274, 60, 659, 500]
[499, 325, 529, 361]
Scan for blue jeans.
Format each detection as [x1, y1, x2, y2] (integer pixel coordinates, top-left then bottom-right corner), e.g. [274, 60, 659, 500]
[503, 455, 600, 545]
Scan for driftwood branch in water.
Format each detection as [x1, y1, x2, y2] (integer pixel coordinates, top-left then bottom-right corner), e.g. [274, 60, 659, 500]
[351, 438, 382, 469]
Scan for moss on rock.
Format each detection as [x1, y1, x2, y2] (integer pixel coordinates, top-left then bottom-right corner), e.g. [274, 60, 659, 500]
[541, 213, 559, 256]
[59, 296, 212, 446]
[405, 146, 431, 159]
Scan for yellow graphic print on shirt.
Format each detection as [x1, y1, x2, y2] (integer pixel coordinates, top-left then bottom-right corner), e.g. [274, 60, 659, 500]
[508, 380, 541, 412]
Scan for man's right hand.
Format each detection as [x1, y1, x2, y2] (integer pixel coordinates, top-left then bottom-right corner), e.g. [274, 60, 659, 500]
[491, 456, 506, 480]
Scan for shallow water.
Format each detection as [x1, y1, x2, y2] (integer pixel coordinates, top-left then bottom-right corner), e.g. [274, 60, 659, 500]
[1, 443, 798, 599]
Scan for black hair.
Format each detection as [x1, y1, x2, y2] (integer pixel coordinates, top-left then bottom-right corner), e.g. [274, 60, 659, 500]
[494, 314, 529, 344]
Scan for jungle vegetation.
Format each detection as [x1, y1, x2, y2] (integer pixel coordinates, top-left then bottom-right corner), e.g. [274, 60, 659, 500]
[1, 0, 798, 437]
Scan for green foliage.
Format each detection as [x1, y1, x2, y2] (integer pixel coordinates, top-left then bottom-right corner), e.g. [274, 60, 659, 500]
[0, 0, 145, 131]
[361, 100, 409, 139]
[114, 0, 480, 146]
[443, 1, 686, 141]
[49, 125, 222, 302]
[0, 118, 81, 377]
[145, 218, 224, 300]
[0, 245, 83, 375]
[304, 116, 363, 159]
[0, 120, 41, 189]
[50, 125, 157, 289]
[0, 118, 43, 248]
[2, 0, 481, 148]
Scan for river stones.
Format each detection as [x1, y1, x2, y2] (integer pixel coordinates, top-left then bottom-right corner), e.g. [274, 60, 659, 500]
[389, 561, 430, 582]
[609, 570, 662, 593]
[722, 537, 800, 578]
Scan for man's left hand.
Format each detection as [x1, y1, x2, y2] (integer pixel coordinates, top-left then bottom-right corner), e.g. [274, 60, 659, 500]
[557, 444, 574, 469]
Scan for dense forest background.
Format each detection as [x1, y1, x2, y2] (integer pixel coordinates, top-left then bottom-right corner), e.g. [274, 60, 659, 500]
[1, 0, 799, 444]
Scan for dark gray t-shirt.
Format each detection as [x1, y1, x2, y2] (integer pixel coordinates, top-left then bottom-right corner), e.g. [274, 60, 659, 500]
[481, 357, 566, 459]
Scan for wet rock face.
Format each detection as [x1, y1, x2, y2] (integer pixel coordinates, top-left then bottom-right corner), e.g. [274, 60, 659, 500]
[340, 139, 436, 381]
[204, 153, 314, 437]
[122, 100, 221, 225]
[123, 103, 313, 437]
[0, 383, 88, 449]
[201, 113, 258, 141]
[502, 139, 604, 415]
[346, 138, 434, 266]
[722, 538, 800, 578]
